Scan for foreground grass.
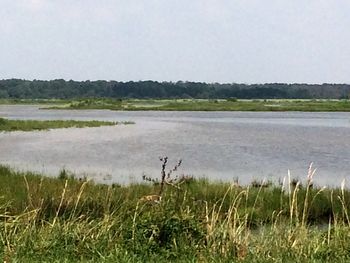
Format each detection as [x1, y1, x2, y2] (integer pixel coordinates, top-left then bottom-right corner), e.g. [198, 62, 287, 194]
[1, 165, 350, 262]
[0, 118, 133, 132]
[42, 98, 350, 112]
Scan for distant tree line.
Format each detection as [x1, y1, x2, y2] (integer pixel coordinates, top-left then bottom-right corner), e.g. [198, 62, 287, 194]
[0, 79, 349, 99]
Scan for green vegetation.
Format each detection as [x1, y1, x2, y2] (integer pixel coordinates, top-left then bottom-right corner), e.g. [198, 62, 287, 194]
[1, 79, 350, 100]
[1, 163, 350, 262]
[0, 118, 131, 132]
[0, 98, 67, 105]
[45, 98, 350, 112]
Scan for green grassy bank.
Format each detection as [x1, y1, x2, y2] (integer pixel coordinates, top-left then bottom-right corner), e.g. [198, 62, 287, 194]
[0, 99, 67, 105]
[1, 165, 350, 262]
[0, 118, 133, 132]
[2, 98, 350, 111]
[44, 98, 350, 112]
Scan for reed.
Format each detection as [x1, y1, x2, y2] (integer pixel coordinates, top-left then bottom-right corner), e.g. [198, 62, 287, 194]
[1, 164, 350, 262]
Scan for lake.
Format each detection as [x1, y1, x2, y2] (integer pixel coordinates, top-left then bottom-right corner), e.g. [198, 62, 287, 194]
[0, 105, 350, 186]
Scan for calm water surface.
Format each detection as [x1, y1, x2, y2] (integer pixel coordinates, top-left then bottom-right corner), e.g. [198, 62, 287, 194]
[0, 105, 350, 186]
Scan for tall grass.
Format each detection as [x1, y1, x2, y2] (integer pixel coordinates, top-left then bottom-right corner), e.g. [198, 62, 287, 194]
[1, 165, 350, 262]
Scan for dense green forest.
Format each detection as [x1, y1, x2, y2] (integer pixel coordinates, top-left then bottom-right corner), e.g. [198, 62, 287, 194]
[0, 79, 350, 99]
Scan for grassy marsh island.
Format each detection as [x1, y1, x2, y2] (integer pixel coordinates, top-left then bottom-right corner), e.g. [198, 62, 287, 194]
[0, 98, 67, 105]
[1, 164, 350, 262]
[0, 118, 133, 132]
[41, 98, 350, 112]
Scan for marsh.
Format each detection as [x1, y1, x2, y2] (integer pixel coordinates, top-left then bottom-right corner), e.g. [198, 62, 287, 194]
[0, 105, 349, 186]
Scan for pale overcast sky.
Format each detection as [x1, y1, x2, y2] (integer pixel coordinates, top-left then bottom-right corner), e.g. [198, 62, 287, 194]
[0, 0, 349, 83]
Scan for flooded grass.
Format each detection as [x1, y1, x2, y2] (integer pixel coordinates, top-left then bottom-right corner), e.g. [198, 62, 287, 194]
[41, 98, 350, 112]
[1, 165, 350, 262]
[0, 118, 133, 132]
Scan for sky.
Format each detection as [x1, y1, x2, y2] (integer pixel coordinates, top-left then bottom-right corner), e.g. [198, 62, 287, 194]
[0, 0, 349, 84]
